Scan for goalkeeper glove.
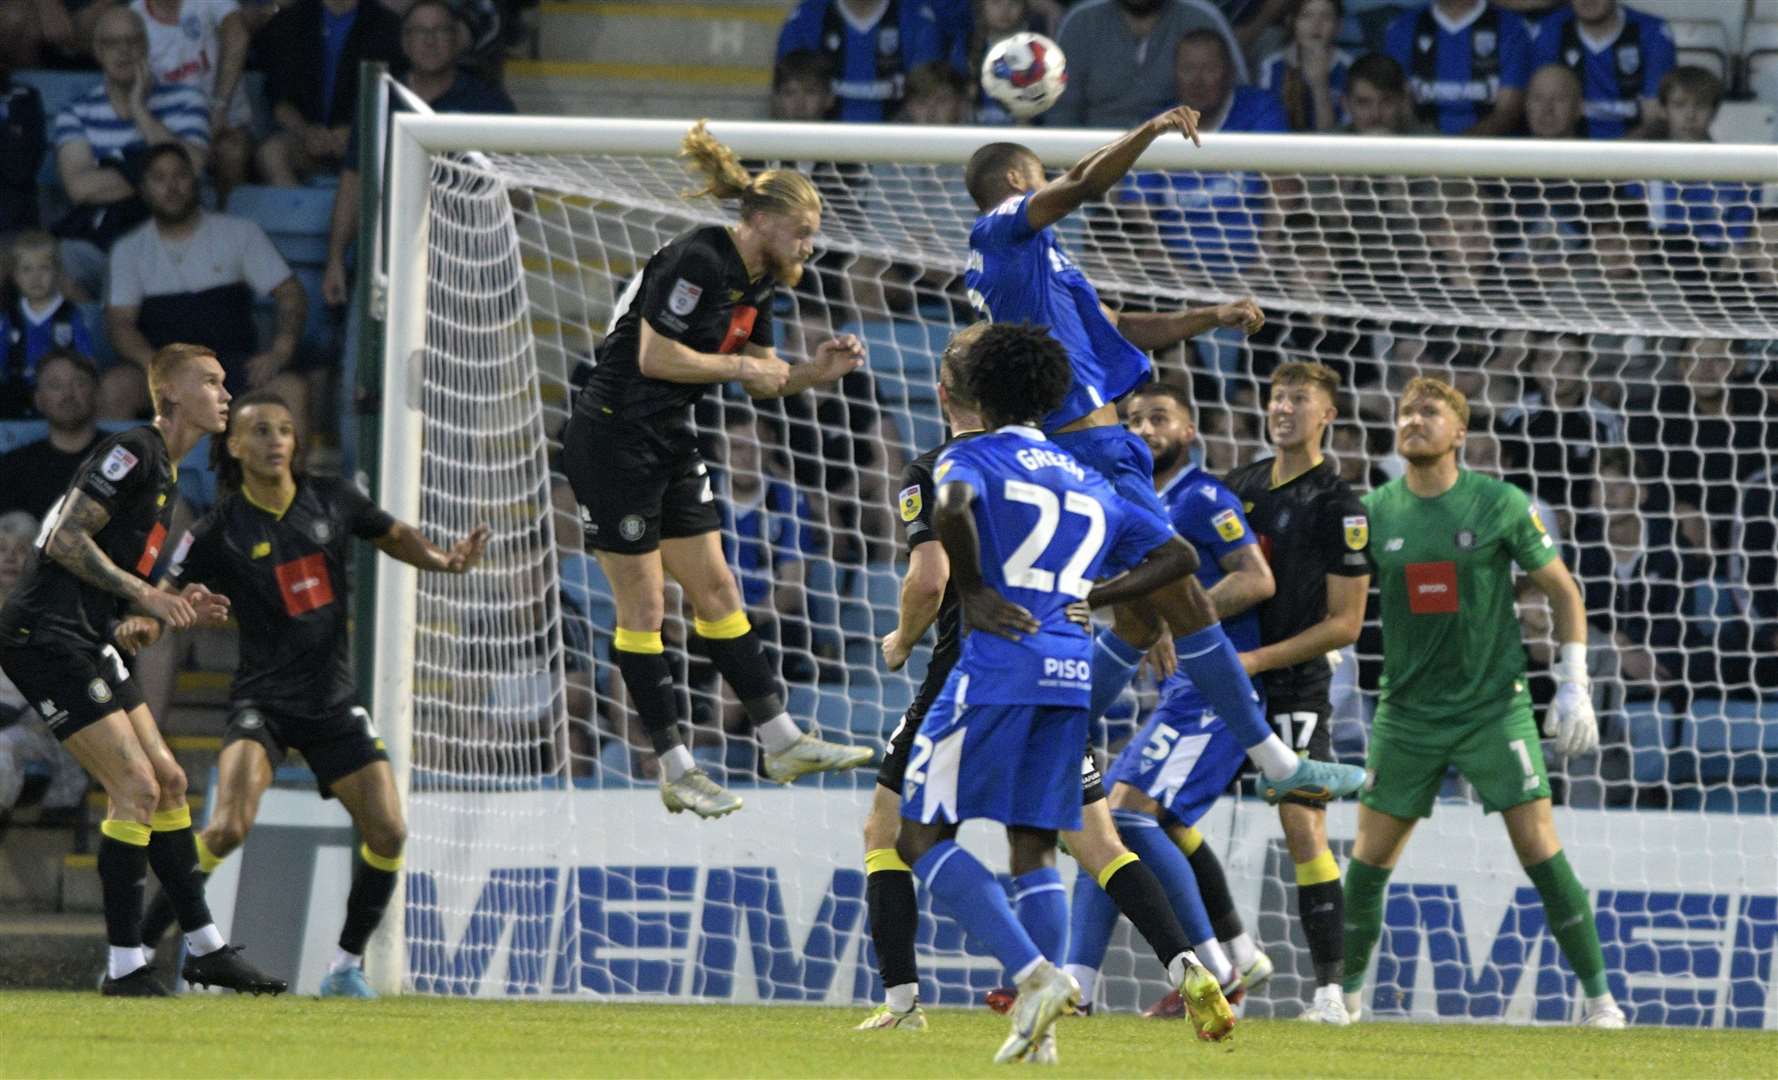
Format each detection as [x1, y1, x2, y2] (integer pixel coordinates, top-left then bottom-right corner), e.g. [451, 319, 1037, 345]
[1547, 642, 1598, 757]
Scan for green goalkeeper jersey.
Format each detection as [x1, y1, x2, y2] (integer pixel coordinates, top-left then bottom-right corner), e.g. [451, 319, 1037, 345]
[1363, 469, 1558, 724]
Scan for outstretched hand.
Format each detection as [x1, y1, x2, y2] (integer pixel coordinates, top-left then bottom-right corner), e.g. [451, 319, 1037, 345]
[1146, 105, 1202, 148]
[1218, 298, 1265, 334]
[182, 583, 232, 628]
[811, 334, 866, 385]
[445, 525, 492, 573]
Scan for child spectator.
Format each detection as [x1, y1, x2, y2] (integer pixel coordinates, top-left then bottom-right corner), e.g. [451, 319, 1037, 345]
[897, 59, 972, 124]
[130, 0, 254, 198]
[1260, 0, 1354, 132]
[0, 230, 93, 418]
[775, 0, 955, 123]
[769, 49, 836, 122]
[1627, 67, 1755, 270]
[1339, 52, 1420, 134]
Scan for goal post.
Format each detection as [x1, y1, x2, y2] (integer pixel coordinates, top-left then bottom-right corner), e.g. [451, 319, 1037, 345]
[367, 106, 1778, 1024]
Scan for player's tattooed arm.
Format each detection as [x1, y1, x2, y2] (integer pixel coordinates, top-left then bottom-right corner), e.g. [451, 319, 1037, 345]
[934, 481, 1039, 641]
[374, 521, 491, 574]
[47, 492, 197, 628]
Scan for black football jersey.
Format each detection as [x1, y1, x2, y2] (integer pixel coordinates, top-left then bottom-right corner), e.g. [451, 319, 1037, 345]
[1224, 456, 1375, 711]
[0, 426, 176, 649]
[577, 224, 777, 424]
[896, 431, 979, 726]
[167, 476, 395, 715]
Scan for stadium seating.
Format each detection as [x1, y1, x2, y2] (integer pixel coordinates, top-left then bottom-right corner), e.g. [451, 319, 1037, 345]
[1631, 0, 1746, 82]
[1677, 695, 1778, 787]
[225, 185, 339, 356]
[1746, 20, 1778, 105]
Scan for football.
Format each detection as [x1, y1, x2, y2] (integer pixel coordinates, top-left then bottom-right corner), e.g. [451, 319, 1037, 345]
[980, 32, 1068, 120]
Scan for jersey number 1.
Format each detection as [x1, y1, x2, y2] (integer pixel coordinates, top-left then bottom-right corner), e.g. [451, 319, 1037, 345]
[1000, 480, 1105, 598]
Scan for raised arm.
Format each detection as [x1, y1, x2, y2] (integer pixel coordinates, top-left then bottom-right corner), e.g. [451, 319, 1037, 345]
[1024, 107, 1202, 232]
[371, 521, 491, 574]
[740, 334, 865, 400]
[45, 492, 195, 627]
[1106, 299, 1265, 350]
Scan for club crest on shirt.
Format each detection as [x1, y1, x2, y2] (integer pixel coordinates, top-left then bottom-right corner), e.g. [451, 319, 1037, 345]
[101, 446, 138, 481]
[899, 485, 922, 523]
[1211, 507, 1245, 542]
[1343, 514, 1369, 551]
[312, 520, 332, 543]
[667, 278, 702, 316]
[1455, 529, 1476, 550]
[1474, 29, 1496, 57]
[53, 322, 72, 347]
[1617, 44, 1639, 75]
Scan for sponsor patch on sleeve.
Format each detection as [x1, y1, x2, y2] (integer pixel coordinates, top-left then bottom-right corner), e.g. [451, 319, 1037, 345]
[1211, 507, 1245, 542]
[666, 277, 702, 316]
[101, 445, 139, 481]
[898, 485, 923, 523]
[1343, 514, 1369, 551]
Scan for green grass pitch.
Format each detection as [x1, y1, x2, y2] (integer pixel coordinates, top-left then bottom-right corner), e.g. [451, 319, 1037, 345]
[3, 992, 1774, 1078]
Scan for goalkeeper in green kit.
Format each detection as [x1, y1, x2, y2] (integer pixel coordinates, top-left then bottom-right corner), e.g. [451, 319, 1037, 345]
[1341, 377, 1626, 1029]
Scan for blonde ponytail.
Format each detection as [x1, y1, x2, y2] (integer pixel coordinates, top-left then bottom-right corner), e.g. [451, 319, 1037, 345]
[678, 119, 824, 219]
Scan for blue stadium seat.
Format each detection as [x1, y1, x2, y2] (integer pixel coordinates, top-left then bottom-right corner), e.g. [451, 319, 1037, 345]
[1678, 695, 1775, 786]
[849, 318, 947, 404]
[225, 185, 336, 267]
[859, 563, 901, 638]
[900, 403, 947, 454]
[0, 420, 50, 455]
[1622, 699, 1674, 785]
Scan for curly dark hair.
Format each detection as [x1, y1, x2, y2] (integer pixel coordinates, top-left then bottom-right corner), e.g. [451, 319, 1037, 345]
[961, 323, 1072, 427]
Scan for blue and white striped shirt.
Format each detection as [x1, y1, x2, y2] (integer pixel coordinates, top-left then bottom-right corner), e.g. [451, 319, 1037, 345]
[52, 81, 209, 163]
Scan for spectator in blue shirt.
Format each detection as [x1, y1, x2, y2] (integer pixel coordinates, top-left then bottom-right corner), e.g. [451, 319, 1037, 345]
[1259, 0, 1355, 132]
[1530, 0, 1673, 141]
[256, 0, 402, 186]
[1627, 67, 1755, 265]
[1384, 0, 1532, 136]
[0, 65, 45, 236]
[775, 0, 956, 124]
[1, 231, 93, 419]
[1121, 30, 1287, 277]
[51, 6, 211, 297]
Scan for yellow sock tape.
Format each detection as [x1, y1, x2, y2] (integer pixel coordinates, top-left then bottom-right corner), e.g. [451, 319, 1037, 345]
[360, 843, 404, 873]
[865, 848, 911, 875]
[149, 805, 192, 832]
[1295, 850, 1341, 886]
[100, 819, 151, 847]
[1096, 851, 1140, 889]
[195, 834, 225, 873]
[614, 628, 664, 654]
[1176, 825, 1204, 856]
[693, 610, 751, 640]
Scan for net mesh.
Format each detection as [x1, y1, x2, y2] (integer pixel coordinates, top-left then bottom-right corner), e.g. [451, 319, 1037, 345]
[393, 131, 1778, 1024]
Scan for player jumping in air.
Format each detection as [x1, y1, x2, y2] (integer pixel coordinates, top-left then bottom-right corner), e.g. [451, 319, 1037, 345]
[1223, 360, 1375, 1024]
[1064, 382, 1279, 1011]
[563, 122, 873, 818]
[131, 390, 489, 997]
[962, 113, 1363, 814]
[897, 323, 1236, 1062]
[860, 326, 1212, 1052]
[1343, 377, 1625, 1029]
[0, 343, 282, 996]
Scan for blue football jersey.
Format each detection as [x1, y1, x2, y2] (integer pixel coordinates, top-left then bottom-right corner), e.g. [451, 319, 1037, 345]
[1385, 1, 1531, 135]
[935, 425, 1175, 705]
[1530, 7, 1673, 140]
[1153, 464, 1262, 704]
[965, 192, 1151, 432]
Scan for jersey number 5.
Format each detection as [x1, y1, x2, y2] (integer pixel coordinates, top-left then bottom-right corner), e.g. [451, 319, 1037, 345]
[1000, 480, 1106, 598]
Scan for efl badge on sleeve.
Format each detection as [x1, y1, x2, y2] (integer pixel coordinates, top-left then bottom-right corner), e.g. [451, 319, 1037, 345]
[899, 485, 923, 523]
[101, 446, 139, 481]
[1211, 507, 1246, 542]
[1343, 514, 1369, 551]
[667, 278, 702, 316]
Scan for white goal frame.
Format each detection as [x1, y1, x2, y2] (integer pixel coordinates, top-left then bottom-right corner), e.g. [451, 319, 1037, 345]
[366, 112, 1777, 997]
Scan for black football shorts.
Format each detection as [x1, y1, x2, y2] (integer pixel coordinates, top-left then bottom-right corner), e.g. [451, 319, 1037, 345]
[224, 702, 388, 798]
[562, 411, 722, 556]
[0, 639, 144, 742]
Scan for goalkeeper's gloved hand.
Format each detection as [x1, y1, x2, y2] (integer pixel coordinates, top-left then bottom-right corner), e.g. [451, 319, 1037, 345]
[1547, 642, 1598, 758]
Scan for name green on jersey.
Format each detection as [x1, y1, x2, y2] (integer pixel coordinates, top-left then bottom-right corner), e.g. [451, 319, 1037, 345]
[1364, 469, 1558, 724]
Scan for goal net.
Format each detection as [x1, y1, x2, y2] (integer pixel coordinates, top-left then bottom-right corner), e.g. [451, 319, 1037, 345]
[371, 114, 1778, 1027]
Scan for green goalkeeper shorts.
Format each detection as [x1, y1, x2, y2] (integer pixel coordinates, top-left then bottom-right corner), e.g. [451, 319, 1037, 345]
[1361, 701, 1550, 820]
